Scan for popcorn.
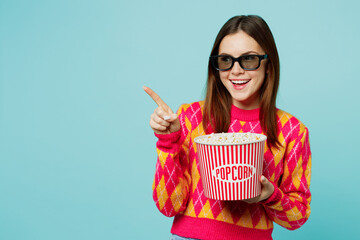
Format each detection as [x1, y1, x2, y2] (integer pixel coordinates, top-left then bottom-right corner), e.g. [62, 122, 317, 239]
[195, 132, 265, 145]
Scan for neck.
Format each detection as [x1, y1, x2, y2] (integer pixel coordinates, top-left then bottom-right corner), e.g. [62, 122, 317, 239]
[232, 97, 260, 110]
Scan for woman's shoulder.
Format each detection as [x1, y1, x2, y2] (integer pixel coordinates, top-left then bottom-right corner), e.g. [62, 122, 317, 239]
[276, 108, 305, 125]
[176, 101, 205, 128]
[176, 101, 205, 133]
[276, 108, 309, 137]
[177, 100, 204, 114]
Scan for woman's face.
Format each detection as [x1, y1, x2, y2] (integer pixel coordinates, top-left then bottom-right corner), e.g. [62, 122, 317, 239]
[218, 31, 268, 110]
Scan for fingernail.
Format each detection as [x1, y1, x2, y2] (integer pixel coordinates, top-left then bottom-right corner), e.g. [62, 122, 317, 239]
[163, 116, 171, 120]
[261, 176, 266, 182]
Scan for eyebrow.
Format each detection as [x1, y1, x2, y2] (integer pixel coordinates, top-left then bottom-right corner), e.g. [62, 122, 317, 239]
[219, 51, 261, 56]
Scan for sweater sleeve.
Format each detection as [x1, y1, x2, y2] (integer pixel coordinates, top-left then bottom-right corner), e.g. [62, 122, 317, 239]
[261, 125, 312, 230]
[152, 104, 192, 217]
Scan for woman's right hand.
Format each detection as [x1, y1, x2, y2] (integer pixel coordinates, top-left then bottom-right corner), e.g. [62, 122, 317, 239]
[143, 86, 180, 135]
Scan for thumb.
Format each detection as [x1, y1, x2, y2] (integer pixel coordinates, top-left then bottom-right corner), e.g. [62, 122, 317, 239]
[260, 175, 275, 194]
[167, 113, 178, 122]
[259, 175, 275, 201]
[260, 176, 270, 186]
[167, 113, 181, 133]
[164, 113, 178, 122]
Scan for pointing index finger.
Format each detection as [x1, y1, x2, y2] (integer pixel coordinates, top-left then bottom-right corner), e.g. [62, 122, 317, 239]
[143, 86, 170, 112]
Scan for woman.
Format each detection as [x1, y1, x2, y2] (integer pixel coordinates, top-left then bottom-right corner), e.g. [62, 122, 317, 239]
[144, 15, 311, 240]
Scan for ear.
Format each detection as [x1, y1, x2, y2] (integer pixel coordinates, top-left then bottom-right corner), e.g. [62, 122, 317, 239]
[266, 64, 271, 78]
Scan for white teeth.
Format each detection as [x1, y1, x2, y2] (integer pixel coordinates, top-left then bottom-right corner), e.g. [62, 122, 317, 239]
[231, 80, 250, 84]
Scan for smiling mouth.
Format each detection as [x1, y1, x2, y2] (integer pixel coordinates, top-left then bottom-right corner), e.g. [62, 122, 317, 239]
[230, 79, 250, 85]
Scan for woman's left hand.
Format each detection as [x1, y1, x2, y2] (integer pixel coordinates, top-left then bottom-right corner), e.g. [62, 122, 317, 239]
[242, 176, 275, 204]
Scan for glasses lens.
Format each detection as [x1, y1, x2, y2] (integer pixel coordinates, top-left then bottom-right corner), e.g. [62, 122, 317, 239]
[241, 55, 260, 70]
[217, 55, 233, 70]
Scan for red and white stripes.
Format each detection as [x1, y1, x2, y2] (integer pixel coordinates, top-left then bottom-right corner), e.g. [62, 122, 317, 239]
[197, 141, 265, 201]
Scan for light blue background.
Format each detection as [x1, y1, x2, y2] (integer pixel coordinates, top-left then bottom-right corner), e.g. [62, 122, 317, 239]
[1, 0, 359, 239]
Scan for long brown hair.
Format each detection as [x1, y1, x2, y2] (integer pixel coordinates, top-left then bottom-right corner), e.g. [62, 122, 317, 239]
[203, 15, 281, 148]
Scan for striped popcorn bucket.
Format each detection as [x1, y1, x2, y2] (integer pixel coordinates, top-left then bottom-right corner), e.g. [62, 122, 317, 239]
[194, 133, 266, 201]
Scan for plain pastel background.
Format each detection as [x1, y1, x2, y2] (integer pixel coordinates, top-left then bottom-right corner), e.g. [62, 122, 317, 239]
[0, 0, 359, 239]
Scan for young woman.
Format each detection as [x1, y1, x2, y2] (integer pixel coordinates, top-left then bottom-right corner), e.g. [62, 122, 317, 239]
[144, 15, 311, 240]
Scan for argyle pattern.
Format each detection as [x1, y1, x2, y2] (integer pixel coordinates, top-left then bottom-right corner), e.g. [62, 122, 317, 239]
[152, 101, 311, 231]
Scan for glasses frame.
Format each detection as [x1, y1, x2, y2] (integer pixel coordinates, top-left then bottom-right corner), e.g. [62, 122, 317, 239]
[210, 54, 268, 71]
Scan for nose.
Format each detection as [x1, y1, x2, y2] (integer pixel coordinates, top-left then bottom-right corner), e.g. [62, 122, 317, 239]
[231, 61, 245, 75]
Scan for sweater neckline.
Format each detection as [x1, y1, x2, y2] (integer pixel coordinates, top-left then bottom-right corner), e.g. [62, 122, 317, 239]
[230, 105, 260, 121]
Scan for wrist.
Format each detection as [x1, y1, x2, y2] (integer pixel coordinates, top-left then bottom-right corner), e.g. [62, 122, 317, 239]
[155, 130, 182, 151]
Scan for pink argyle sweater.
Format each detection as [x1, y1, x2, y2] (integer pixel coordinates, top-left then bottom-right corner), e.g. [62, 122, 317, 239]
[152, 101, 311, 240]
